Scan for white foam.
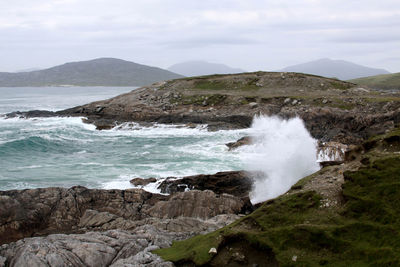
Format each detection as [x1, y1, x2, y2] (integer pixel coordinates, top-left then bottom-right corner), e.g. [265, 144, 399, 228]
[101, 179, 133, 190]
[16, 165, 43, 169]
[101, 174, 167, 194]
[240, 115, 320, 204]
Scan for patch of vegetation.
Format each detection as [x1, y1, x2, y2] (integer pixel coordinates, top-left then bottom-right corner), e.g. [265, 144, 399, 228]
[328, 102, 357, 110]
[155, 230, 224, 265]
[350, 72, 400, 90]
[291, 170, 321, 190]
[329, 81, 353, 90]
[363, 96, 400, 103]
[193, 80, 259, 91]
[174, 94, 226, 106]
[155, 133, 400, 266]
[308, 97, 357, 110]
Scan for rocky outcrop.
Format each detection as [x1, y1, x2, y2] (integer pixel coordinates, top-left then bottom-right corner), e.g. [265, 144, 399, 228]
[5, 110, 56, 118]
[130, 177, 157, 186]
[0, 185, 250, 245]
[0, 184, 248, 266]
[51, 72, 399, 144]
[158, 171, 253, 199]
[0, 229, 174, 267]
[225, 136, 252, 150]
[0, 213, 242, 267]
[0, 186, 167, 245]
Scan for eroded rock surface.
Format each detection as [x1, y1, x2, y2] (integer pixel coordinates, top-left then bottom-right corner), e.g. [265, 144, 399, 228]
[0, 177, 249, 266]
[0, 187, 167, 245]
[147, 190, 248, 219]
[0, 214, 241, 267]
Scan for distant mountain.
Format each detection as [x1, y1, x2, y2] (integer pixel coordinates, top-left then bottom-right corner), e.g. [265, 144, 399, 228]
[168, 61, 245, 77]
[0, 58, 183, 87]
[350, 72, 400, 90]
[15, 68, 42, 73]
[280, 58, 390, 80]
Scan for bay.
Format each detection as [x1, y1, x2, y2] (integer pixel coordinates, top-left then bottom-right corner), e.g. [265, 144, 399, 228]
[0, 87, 245, 191]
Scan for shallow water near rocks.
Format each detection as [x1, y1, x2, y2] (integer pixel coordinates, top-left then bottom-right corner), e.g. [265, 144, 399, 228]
[0, 87, 247, 191]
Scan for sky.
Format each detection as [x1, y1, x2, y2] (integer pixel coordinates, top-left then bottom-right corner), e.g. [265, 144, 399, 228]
[0, 0, 399, 72]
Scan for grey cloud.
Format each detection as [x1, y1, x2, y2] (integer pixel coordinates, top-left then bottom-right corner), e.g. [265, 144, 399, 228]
[0, 0, 399, 72]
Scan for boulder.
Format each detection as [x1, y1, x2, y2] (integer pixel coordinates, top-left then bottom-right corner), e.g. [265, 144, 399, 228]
[226, 136, 253, 150]
[130, 177, 157, 186]
[158, 170, 254, 199]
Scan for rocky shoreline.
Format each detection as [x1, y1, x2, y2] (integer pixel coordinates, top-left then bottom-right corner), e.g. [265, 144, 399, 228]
[1, 71, 400, 266]
[6, 72, 400, 144]
[0, 171, 254, 266]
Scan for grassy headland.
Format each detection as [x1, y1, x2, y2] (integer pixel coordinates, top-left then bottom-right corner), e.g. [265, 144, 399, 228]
[350, 72, 400, 90]
[154, 129, 400, 266]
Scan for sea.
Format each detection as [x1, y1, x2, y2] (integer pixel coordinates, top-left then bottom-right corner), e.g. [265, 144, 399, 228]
[0, 87, 247, 192]
[0, 86, 320, 203]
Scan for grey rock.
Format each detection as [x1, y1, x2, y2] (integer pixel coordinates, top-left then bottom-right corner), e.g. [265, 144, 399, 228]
[147, 190, 245, 220]
[0, 214, 237, 267]
[0, 229, 167, 267]
[249, 102, 258, 109]
[130, 177, 157, 187]
[0, 187, 168, 244]
[226, 136, 252, 151]
[158, 170, 253, 199]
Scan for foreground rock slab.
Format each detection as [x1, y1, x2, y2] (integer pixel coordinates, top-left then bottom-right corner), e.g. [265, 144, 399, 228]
[0, 214, 241, 267]
[0, 184, 249, 245]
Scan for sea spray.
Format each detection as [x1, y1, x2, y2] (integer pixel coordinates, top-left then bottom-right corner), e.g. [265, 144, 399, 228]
[239, 115, 320, 204]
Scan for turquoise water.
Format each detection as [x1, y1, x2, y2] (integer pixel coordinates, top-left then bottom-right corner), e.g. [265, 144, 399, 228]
[0, 87, 245, 191]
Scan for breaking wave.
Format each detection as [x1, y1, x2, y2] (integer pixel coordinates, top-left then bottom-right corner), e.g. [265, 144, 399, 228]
[240, 115, 320, 204]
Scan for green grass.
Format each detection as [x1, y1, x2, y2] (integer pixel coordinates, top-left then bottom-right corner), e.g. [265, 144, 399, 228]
[329, 81, 353, 90]
[173, 94, 226, 106]
[155, 132, 400, 266]
[363, 96, 400, 103]
[155, 230, 224, 265]
[350, 73, 400, 90]
[193, 80, 259, 91]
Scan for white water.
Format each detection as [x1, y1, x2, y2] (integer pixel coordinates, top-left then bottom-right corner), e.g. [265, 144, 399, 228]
[239, 116, 320, 204]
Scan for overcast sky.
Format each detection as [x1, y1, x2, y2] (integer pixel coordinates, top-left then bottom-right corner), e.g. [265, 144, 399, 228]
[0, 0, 399, 72]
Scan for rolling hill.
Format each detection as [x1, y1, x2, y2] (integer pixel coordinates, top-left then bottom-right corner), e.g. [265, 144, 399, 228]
[350, 72, 400, 90]
[0, 58, 183, 87]
[280, 58, 390, 80]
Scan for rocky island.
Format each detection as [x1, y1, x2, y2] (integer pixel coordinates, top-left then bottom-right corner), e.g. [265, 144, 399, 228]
[2, 71, 400, 266]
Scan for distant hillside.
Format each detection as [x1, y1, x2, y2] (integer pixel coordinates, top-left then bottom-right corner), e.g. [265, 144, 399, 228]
[280, 58, 390, 80]
[168, 61, 245, 77]
[14, 68, 42, 73]
[350, 72, 400, 90]
[0, 58, 183, 87]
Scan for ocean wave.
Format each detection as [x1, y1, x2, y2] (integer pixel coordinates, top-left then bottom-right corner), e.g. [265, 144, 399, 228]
[0, 135, 67, 154]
